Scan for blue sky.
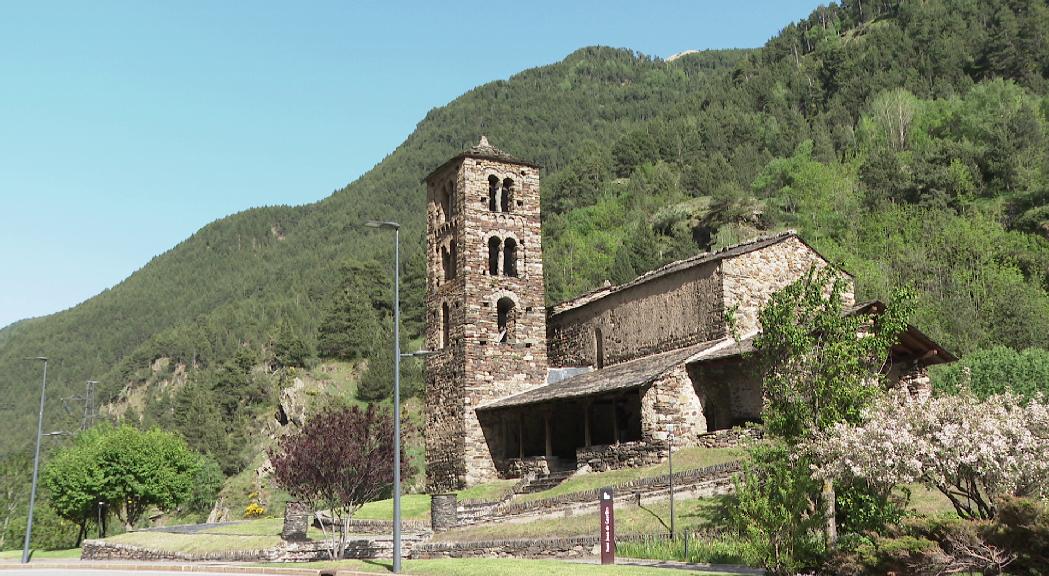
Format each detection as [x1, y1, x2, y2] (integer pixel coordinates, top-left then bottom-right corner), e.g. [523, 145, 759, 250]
[0, 0, 825, 329]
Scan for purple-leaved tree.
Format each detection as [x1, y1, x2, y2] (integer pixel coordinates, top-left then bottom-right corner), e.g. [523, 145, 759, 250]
[269, 405, 411, 559]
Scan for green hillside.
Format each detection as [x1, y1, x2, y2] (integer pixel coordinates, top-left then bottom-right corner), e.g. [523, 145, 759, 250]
[2, 0, 1049, 533]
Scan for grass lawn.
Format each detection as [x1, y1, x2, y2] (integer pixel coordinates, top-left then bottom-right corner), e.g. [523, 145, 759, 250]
[515, 447, 742, 503]
[433, 497, 725, 542]
[0, 548, 81, 560]
[355, 478, 518, 521]
[257, 558, 740, 575]
[103, 531, 280, 554]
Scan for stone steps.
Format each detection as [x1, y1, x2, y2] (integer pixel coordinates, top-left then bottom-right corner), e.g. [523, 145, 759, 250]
[514, 470, 574, 495]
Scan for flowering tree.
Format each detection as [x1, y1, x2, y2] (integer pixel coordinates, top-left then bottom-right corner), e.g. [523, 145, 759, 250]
[809, 391, 1049, 520]
[753, 265, 913, 544]
[269, 405, 411, 559]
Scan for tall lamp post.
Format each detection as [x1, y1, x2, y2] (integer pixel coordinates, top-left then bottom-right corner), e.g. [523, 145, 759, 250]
[22, 357, 48, 564]
[364, 220, 403, 573]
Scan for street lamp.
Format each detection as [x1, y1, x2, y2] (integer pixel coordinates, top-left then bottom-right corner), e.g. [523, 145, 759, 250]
[22, 356, 48, 564]
[364, 219, 405, 573]
[667, 423, 676, 539]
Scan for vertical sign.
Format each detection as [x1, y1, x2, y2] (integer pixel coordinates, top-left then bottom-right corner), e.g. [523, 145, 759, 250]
[599, 486, 615, 565]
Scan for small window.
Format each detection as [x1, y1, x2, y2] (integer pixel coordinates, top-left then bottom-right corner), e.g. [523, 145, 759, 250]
[503, 238, 518, 277]
[488, 175, 500, 212]
[594, 327, 605, 369]
[488, 237, 501, 275]
[448, 241, 457, 280]
[441, 302, 450, 349]
[496, 297, 516, 343]
[501, 178, 514, 213]
[441, 245, 452, 281]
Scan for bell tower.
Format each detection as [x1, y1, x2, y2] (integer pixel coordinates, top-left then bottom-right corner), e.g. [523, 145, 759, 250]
[424, 137, 549, 491]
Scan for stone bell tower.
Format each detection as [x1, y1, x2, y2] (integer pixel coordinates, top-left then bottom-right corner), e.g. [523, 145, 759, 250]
[423, 137, 549, 491]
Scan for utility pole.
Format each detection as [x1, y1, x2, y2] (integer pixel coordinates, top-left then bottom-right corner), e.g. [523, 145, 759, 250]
[82, 380, 98, 431]
[22, 357, 48, 564]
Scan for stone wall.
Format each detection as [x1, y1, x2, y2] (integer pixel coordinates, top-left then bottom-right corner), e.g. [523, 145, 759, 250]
[424, 149, 550, 491]
[415, 536, 597, 559]
[281, 501, 309, 541]
[575, 441, 664, 472]
[689, 360, 764, 431]
[547, 261, 724, 368]
[640, 364, 707, 446]
[721, 235, 855, 335]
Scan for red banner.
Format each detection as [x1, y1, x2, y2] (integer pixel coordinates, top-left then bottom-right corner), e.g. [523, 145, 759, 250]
[600, 487, 615, 564]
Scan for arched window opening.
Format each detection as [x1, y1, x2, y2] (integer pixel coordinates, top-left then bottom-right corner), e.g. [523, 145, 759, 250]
[488, 236, 501, 275]
[437, 182, 451, 223]
[594, 327, 605, 369]
[496, 297, 516, 344]
[441, 302, 450, 349]
[448, 241, 457, 280]
[488, 175, 500, 212]
[501, 178, 514, 213]
[503, 238, 518, 277]
[441, 245, 452, 281]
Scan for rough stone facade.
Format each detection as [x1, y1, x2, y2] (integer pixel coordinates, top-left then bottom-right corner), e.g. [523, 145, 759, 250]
[281, 500, 309, 541]
[430, 493, 458, 532]
[721, 235, 855, 335]
[639, 364, 707, 446]
[424, 139, 549, 492]
[547, 262, 724, 368]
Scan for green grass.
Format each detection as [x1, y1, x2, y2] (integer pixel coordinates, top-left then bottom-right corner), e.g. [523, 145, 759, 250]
[0, 548, 81, 560]
[906, 484, 957, 517]
[514, 447, 742, 503]
[103, 531, 280, 554]
[617, 534, 759, 566]
[456, 478, 517, 501]
[434, 497, 727, 542]
[256, 558, 740, 575]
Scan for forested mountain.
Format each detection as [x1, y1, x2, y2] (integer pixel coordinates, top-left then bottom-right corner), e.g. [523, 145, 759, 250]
[1, 0, 1048, 481]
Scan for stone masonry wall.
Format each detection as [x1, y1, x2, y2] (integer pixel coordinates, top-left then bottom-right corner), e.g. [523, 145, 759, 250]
[721, 236, 855, 335]
[640, 363, 707, 447]
[547, 261, 724, 368]
[425, 152, 549, 490]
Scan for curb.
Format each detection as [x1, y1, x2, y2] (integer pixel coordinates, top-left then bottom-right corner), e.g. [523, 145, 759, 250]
[0, 561, 375, 575]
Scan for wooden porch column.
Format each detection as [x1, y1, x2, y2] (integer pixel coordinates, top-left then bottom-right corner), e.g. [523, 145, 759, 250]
[544, 411, 553, 458]
[518, 412, 524, 459]
[583, 400, 592, 448]
[611, 399, 620, 445]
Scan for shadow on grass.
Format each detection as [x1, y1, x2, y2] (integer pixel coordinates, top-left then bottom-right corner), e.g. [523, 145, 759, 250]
[362, 558, 394, 572]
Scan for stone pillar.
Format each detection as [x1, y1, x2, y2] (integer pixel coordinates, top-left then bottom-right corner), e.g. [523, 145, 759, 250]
[430, 493, 458, 532]
[281, 501, 309, 542]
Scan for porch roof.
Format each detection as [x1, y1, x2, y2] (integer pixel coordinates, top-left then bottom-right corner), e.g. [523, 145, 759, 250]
[477, 338, 729, 411]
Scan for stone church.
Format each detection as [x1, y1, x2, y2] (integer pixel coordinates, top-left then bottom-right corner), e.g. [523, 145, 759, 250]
[422, 138, 954, 492]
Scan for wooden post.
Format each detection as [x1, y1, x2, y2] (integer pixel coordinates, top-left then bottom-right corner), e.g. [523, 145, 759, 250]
[611, 400, 619, 445]
[518, 412, 524, 460]
[544, 411, 553, 458]
[583, 400, 592, 448]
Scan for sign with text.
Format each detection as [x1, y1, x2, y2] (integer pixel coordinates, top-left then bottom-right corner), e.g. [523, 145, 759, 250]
[599, 486, 615, 564]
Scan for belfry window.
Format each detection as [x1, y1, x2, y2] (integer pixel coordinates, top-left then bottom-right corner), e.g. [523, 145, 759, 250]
[437, 182, 452, 223]
[496, 297, 516, 343]
[488, 236, 501, 275]
[441, 245, 452, 281]
[500, 178, 514, 213]
[488, 175, 500, 212]
[448, 241, 457, 279]
[503, 238, 518, 277]
[441, 302, 450, 349]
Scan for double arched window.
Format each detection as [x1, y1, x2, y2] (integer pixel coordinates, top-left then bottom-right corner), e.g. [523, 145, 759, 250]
[486, 236, 520, 277]
[487, 175, 515, 213]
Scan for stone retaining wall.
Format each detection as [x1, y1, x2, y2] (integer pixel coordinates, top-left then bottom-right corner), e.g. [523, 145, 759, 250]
[576, 441, 664, 472]
[696, 427, 763, 449]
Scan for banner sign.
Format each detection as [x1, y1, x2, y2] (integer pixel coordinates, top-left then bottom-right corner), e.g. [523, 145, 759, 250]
[599, 486, 615, 564]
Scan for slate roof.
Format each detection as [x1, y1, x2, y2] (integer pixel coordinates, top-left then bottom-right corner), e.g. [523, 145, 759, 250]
[424, 136, 540, 182]
[477, 339, 728, 411]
